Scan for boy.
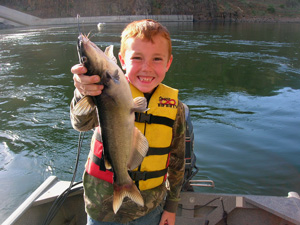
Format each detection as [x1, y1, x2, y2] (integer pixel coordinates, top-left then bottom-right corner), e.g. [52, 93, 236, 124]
[70, 19, 185, 225]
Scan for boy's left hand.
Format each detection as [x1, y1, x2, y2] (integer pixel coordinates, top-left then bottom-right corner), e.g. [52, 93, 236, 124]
[159, 211, 175, 225]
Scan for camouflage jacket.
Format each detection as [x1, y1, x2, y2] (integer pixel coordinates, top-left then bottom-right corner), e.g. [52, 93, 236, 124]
[70, 87, 186, 223]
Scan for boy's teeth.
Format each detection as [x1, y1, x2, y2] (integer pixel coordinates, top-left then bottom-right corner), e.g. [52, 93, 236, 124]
[140, 77, 152, 82]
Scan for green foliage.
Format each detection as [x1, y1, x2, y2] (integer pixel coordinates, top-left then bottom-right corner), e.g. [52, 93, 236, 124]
[151, 0, 162, 9]
[247, 2, 255, 8]
[267, 5, 275, 14]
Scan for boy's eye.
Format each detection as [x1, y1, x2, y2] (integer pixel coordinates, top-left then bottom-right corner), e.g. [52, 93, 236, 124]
[154, 57, 163, 61]
[132, 56, 142, 60]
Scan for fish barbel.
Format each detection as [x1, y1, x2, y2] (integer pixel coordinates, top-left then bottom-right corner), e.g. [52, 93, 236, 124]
[76, 34, 149, 213]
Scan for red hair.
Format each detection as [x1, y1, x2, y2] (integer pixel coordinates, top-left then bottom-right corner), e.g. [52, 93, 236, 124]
[120, 19, 172, 60]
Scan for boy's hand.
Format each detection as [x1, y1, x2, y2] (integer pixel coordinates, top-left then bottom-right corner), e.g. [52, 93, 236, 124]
[159, 211, 175, 225]
[71, 64, 104, 96]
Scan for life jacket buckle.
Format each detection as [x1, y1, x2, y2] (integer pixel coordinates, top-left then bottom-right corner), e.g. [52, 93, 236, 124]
[136, 112, 152, 124]
[129, 171, 147, 181]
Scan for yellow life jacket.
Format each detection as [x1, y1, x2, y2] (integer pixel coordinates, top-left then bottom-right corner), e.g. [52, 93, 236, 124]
[85, 83, 178, 191]
[129, 83, 178, 190]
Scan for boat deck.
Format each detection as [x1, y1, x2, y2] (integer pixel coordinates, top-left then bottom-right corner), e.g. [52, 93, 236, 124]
[4, 176, 300, 225]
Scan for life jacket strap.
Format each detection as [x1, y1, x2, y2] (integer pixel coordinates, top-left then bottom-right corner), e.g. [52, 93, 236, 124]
[135, 112, 175, 128]
[147, 147, 171, 156]
[91, 153, 111, 172]
[129, 168, 168, 182]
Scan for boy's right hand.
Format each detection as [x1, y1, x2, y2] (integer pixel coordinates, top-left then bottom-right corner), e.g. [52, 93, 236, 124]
[71, 64, 104, 96]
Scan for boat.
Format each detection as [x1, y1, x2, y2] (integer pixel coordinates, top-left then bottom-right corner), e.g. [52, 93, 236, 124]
[3, 105, 300, 225]
[3, 175, 300, 225]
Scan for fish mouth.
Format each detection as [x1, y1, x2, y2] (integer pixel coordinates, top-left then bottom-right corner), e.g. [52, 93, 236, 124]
[77, 35, 86, 64]
[77, 35, 94, 64]
[138, 76, 154, 83]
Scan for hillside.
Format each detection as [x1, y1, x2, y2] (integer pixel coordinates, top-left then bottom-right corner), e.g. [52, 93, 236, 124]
[1, 0, 300, 22]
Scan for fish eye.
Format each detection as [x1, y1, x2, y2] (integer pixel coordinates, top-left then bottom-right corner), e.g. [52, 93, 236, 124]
[81, 56, 88, 64]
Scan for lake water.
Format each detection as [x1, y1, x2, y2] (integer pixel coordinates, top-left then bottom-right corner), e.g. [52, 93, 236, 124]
[0, 22, 300, 223]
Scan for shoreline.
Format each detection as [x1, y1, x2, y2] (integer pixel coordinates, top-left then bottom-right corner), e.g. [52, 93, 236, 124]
[1, 17, 300, 30]
[236, 16, 300, 23]
[1, 9, 300, 30]
[195, 14, 300, 23]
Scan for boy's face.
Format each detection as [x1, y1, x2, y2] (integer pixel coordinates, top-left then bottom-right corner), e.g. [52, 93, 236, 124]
[119, 35, 173, 94]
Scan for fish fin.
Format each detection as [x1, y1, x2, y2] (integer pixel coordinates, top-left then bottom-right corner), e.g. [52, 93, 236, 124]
[72, 96, 96, 116]
[104, 158, 112, 170]
[128, 127, 149, 170]
[104, 45, 118, 65]
[132, 97, 148, 112]
[111, 70, 120, 83]
[113, 180, 144, 214]
[105, 70, 120, 84]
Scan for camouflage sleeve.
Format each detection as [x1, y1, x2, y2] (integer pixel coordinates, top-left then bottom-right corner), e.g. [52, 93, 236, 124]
[164, 100, 186, 213]
[70, 88, 99, 131]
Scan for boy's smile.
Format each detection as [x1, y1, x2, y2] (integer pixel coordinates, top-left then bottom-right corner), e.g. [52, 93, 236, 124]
[119, 35, 173, 94]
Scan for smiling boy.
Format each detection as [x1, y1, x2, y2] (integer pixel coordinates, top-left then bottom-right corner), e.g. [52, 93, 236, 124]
[71, 19, 185, 225]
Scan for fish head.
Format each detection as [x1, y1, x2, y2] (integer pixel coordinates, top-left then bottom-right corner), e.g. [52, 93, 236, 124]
[77, 34, 107, 79]
[77, 34, 124, 88]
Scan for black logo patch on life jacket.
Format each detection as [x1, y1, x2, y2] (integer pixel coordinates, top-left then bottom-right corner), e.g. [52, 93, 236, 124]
[158, 96, 177, 108]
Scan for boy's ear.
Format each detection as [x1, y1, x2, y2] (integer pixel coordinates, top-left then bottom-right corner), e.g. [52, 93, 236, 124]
[166, 54, 173, 72]
[118, 53, 126, 70]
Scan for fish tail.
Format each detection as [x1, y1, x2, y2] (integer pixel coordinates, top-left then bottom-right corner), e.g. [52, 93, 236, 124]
[113, 181, 144, 214]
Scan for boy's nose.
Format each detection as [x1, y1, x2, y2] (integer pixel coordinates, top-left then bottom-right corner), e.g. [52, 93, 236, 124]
[141, 61, 152, 71]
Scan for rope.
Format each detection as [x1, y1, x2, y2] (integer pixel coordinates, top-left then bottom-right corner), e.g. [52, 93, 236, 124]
[42, 131, 85, 225]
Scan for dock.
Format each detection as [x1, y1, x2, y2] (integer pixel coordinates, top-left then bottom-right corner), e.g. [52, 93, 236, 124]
[0, 5, 193, 28]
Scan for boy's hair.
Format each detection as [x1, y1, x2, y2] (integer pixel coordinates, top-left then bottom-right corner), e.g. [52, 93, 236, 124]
[120, 19, 172, 60]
